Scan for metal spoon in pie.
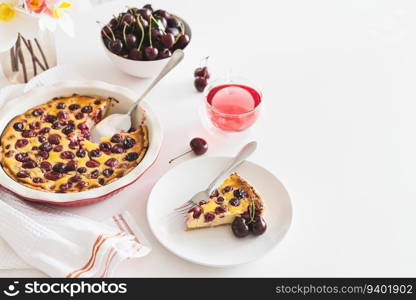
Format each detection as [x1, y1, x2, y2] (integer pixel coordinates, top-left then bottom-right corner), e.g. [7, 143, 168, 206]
[90, 49, 184, 143]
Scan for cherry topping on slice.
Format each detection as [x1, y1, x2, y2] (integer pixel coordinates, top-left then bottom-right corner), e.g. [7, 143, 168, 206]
[215, 205, 227, 215]
[189, 206, 203, 219]
[38, 151, 49, 159]
[86, 160, 100, 168]
[39, 142, 52, 152]
[216, 196, 225, 204]
[53, 163, 66, 173]
[57, 111, 68, 120]
[48, 134, 61, 145]
[15, 153, 29, 162]
[15, 139, 28, 148]
[13, 122, 24, 132]
[22, 130, 36, 138]
[45, 115, 57, 123]
[124, 152, 139, 161]
[68, 104, 80, 111]
[111, 144, 125, 154]
[111, 134, 123, 143]
[81, 106, 92, 114]
[222, 186, 233, 193]
[77, 167, 87, 174]
[65, 161, 77, 172]
[33, 177, 44, 184]
[102, 168, 114, 178]
[99, 142, 112, 152]
[17, 171, 29, 178]
[53, 145, 63, 152]
[229, 198, 240, 206]
[60, 151, 75, 159]
[39, 127, 50, 135]
[89, 149, 101, 158]
[168, 137, 208, 163]
[40, 161, 52, 171]
[233, 189, 246, 199]
[56, 102, 66, 109]
[45, 171, 63, 181]
[204, 212, 215, 222]
[105, 158, 118, 167]
[69, 175, 82, 183]
[22, 160, 37, 169]
[32, 108, 44, 117]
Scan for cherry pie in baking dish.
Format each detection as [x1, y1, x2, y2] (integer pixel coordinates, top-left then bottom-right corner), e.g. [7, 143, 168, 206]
[0, 95, 148, 193]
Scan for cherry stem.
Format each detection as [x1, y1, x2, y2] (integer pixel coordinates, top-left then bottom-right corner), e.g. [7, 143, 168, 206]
[97, 21, 115, 41]
[150, 14, 166, 34]
[136, 16, 145, 50]
[122, 22, 128, 43]
[169, 149, 193, 164]
[200, 56, 209, 68]
[148, 13, 153, 48]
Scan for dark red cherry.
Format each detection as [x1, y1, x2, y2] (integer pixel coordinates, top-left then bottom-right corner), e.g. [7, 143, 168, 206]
[121, 13, 135, 25]
[144, 47, 159, 60]
[53, 145, 63, 152]
[125, 33, 138, 49]
[48, 134, 61, 145]
[204, 212, 215, 222]
[39, 142, 52, 152]
[81, 106, 92, 114]
[13, 122, 24, 132]
[32, 108, 44, 117]
[89, 149, 101, 158]
[52, 162, 66, 173]
[108, 39, 123, 55]
[44, 171, 63, 181]
[136, 8, 152, 20]
[158, 48, 172, 59]
[86, 160, 100, 168]
[161, 33, 175, 48]
[62, 125, 74, 135]
[22, 130, 36, 138]
[38, 151, 49, 159]
[167, 17, 180, 28]
[122, 137, 136, 149]
[215, 205, 227, 215]
[40, 161, 52, 171]
[194, 66, 210, 79]
[65, 161, 77, 172]
[190, 138, 208, 155]
[15, 139, 28, 148]
[69, 175, 82, 183]
[168, 137, 208, 163]
[233, 189, 246, 199]
[33, 177, 44, 184]
[177, 34, 190, 49]
[110, 134, 123, 143]
[154, 9, 170, 19]
[188, 206, 203, 219]
[124, 152, 139, 161]
[15, 152, 29, 162]
[39, 127, 50, 135]
[111, 144, 124, 154]
[56, 102, 66, 109]
[194, 76, 208, 92]
[229, 198, 240, 207]
[57, 111, 68, 120]
[102, 168, 114, 178]
[231, 217, 250, 238]
[22, 160, 37, 169]
[45, 115, 57, 123]
[166, 27, 179, 36]
[252, 217, 267, 236]
[77, 167, 87, 174]
[60, 151, 75, 160]
[99, 142, 112, 152]
[105, 158, 118, 167]
[143, 4, 153, 12]
[16, 171, 30, 178]
[129, 48, 144, 60]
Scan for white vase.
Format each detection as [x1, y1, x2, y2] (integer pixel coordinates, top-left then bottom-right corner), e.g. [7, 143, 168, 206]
[0, 31, 57, 84]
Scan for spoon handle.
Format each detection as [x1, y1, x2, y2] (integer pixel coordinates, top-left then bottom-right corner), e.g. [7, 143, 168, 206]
[128, 49, 185, 115]
[206, 141, 258, 193]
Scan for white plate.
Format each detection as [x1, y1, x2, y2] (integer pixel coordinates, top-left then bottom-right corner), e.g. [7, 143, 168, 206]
[147, 156, 293, 267]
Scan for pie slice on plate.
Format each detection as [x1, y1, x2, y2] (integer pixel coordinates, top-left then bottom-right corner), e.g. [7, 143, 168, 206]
[185, 172, 264, 231]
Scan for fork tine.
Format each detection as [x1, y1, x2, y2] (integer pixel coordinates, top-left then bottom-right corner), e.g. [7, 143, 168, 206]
[174, 202, 194, 211]
[175, 203, 196, 214]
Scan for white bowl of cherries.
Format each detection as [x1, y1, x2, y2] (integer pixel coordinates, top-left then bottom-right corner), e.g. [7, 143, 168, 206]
[100, 4, 191, 78]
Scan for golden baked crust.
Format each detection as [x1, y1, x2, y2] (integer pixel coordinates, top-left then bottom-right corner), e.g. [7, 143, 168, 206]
[0, 95, 148, 193]
[185, 173, 263, 230]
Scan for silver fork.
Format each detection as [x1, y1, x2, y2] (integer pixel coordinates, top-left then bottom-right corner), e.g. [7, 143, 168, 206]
[174, 141, 258, 214]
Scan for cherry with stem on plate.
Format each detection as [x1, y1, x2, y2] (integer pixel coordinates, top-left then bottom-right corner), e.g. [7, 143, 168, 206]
[169, 138, 208, 164]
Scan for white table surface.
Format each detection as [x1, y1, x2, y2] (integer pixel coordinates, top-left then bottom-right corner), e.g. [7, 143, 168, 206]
[2, 0, 416, 277]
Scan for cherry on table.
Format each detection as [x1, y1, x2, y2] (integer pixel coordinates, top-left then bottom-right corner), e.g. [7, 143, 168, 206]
[194, 66, 210, 79]
[169, 137, 208, 164]
[194, 76, 208, 92]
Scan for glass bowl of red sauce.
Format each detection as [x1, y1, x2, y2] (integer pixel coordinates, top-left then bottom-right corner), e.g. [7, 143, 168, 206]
[204, 77, 262, 132]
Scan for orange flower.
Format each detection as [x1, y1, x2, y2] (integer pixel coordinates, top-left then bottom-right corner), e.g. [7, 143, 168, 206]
[25, 0, 45, 13]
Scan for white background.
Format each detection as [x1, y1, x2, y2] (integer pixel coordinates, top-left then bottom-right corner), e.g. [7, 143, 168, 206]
[1, 0, 416, 277]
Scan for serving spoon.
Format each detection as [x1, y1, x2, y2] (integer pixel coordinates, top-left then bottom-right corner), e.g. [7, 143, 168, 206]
[91, 49, 184, 143]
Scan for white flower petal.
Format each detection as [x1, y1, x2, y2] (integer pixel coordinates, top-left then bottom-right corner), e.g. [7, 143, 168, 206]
[0, 21, 18, 52]
[38, 15, 57, 32]
[11, 12, 40, 39]
[58, 13, 74, 37]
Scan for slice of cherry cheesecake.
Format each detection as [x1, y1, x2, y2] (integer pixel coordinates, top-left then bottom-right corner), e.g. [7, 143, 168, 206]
[185, 173, 263, 230]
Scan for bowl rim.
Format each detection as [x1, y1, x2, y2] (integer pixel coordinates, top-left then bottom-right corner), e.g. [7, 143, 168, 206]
[101, 14, 192, 63]
[0, 80, 163, 204]
[203, 77, 263, 117]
